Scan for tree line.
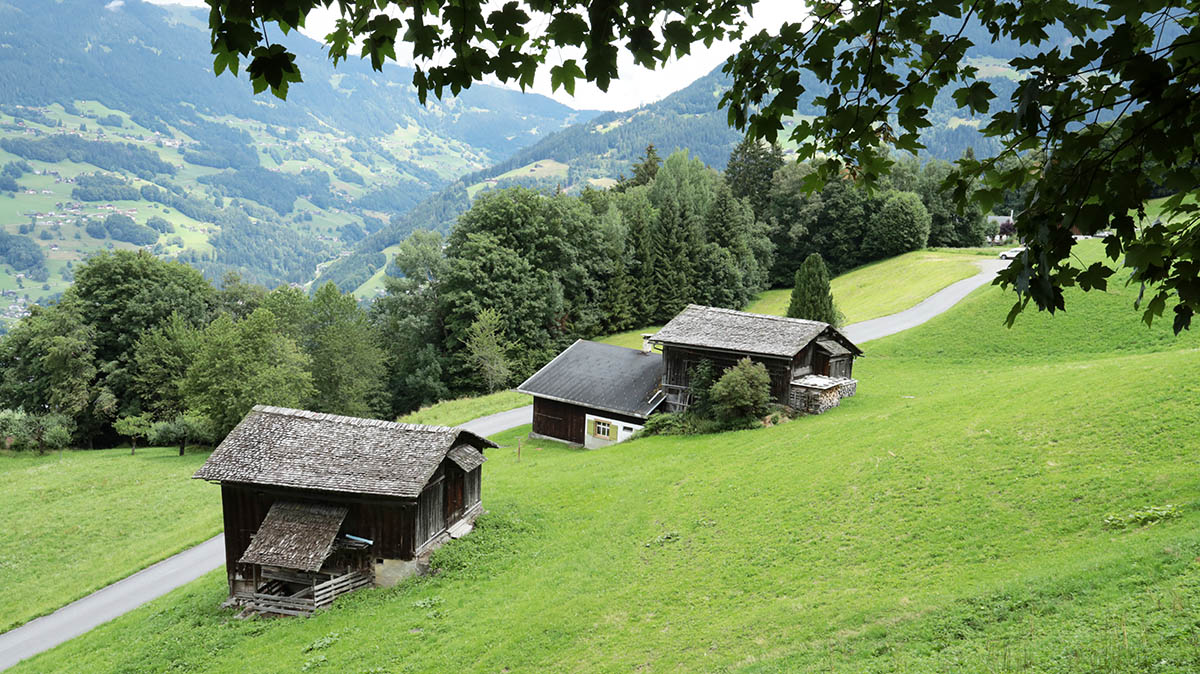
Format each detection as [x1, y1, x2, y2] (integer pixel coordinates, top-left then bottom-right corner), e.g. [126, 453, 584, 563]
[0, 140, 990, 449]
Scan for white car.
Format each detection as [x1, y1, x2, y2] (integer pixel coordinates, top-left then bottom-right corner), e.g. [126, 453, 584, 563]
[998, 247, 1026, 260]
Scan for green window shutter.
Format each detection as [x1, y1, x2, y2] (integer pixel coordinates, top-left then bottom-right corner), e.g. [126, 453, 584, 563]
[588, 418, 597, 437]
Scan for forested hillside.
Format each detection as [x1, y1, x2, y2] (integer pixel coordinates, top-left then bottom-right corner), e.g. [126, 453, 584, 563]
[336, 32, 1023, 295]
[0, 0, 592, 318]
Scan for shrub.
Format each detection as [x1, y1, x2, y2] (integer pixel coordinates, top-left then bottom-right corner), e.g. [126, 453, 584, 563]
[709, 358, 773, 426]
[641, 412, 696, 436]
[687, 359, 718, 418]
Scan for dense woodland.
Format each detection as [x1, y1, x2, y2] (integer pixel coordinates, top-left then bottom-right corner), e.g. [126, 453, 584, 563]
[0, 140, 991, 448]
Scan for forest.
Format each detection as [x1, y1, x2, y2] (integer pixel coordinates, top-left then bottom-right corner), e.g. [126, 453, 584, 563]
[0, 140, 992, 449]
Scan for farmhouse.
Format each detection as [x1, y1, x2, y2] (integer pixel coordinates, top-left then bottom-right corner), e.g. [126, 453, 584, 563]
[650, 305, 861, 413]
[193, 405, 495, 616]
[517, 339, 665, 448]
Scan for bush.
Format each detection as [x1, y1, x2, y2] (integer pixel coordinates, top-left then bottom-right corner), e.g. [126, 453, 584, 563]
[687, 360, 719, 419]
[641, 412, 696, 436]
[709, 358, 773, 426]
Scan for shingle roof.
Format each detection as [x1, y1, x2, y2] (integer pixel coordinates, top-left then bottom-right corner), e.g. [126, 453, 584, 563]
[651, 305, 861, 358]
[447, 444, 486, 472]
[517, 340, 664, 419]
[816, 339, 852, 357]
[193, 406, 497, 498]
[239, 501, 347, 572]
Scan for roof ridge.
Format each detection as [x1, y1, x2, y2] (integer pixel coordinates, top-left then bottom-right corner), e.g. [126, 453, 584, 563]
[683, 304, 829, 328]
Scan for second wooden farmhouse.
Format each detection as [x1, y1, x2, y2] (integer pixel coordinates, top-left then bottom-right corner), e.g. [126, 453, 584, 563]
[650, 304, 862, 413]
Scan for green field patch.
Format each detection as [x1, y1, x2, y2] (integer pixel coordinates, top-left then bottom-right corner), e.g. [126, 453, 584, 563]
[397, 390, 531, 427]
[0, 446, 222, 633]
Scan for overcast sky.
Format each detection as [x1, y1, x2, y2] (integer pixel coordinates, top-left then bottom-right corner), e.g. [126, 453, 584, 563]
[145, 0, 805, 111]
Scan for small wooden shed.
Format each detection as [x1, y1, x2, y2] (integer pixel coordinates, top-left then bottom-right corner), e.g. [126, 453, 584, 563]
[650, 305, 862, 413]
[193, 405, 496, 615]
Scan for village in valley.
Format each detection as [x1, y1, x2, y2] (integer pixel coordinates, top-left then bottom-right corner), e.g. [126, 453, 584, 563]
[1, 0, 1198, 672]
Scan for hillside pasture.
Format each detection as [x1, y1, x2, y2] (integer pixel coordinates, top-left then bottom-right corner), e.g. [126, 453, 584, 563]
[16, 258, 1200, 671]
[397, 390, 531, 427]
[0, 446, 221, 633]
[746, 249, 989, 322]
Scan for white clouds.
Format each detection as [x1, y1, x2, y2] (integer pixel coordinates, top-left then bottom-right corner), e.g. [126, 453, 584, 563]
[143, 0, 805, 111]
[105, 0, 125, 10]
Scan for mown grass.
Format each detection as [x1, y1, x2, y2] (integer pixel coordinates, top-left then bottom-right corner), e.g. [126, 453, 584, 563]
[601, 249, 989, 349]
[18, 249, 1200, 672]
[0, 446, 221, 633]
[397, 390, 531, 427]
[746, 249, 986, 322]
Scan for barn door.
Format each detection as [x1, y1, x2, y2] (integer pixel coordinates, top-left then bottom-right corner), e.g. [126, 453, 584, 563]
[444, 463, 465, 524]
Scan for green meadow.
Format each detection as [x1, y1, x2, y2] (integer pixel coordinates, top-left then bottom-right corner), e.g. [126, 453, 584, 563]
[0, 446, 221, 633]
[15, 239, 1200, 672]
[602, 248, 991, 350]
[397, 390, 532, 427]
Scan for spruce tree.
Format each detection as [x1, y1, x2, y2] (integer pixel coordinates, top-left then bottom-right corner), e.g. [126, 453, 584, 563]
[786, 253, 839, 325]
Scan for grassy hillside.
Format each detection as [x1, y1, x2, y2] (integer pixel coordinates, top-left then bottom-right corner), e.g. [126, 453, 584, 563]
[17, 240, 1200, 672]
[602, 248, 991, 350]
[397, 391, 531, 427]
[746, 249, 990, 322]
[0, 446, 220, 633]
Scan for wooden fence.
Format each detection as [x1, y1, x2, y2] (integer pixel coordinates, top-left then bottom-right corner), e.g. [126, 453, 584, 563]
[247, 570, 373, 616]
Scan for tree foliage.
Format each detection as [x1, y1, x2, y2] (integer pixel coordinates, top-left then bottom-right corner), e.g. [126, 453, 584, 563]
[709, 358, 773, 425]
[787, 254, 839, 325]
[210, 0, 1200, 330]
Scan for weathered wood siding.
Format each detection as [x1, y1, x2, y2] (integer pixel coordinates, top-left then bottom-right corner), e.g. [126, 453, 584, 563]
[220, 482, 419, 595]
[662, 345, 794, 405]
[415, 466, 445, 551]
[532, 397, 586, 443]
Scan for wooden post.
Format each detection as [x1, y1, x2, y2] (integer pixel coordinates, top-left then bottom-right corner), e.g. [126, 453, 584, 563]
[517, 438, 521, 462]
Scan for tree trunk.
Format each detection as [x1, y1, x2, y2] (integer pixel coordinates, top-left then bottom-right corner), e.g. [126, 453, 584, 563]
[130, 438, 136, 456]
[179, 441, 186, 457]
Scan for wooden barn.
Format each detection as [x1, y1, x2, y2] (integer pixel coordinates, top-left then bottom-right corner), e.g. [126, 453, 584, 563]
[650, 305, 862, 413]
[192, 405, 496, 616]
[517, 339, 665, 448]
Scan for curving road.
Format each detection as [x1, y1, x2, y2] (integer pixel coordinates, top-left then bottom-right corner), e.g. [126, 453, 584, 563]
[0, 258, 1001, 671]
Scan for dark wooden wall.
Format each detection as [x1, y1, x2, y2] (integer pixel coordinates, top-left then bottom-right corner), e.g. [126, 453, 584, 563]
[533, 397, 585, 443]
[220, 483, 418, 592]
[663, 345, 793, 404]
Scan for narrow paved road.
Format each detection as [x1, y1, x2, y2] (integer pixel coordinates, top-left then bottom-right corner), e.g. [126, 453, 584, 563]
[843, 259, 1006, 344]
[0, 406, 536, 672]
[0, 259, 1001, 671]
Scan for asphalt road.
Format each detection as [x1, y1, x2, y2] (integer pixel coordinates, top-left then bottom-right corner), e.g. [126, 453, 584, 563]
[0, 259, 1001, 671]
[843, 259, 1006, 344]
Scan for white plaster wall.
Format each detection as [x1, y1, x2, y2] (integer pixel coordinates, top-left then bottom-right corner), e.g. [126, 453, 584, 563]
[584, 414, 642, 449]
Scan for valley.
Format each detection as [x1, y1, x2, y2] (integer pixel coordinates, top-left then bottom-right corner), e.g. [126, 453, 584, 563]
[9, 240, 1200, 672]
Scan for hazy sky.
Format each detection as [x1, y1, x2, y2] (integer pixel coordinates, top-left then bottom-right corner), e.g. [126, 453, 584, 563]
[145, 0, 805, 111]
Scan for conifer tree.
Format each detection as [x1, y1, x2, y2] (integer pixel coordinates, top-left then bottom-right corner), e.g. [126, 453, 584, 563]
[787, 253, 839, 325]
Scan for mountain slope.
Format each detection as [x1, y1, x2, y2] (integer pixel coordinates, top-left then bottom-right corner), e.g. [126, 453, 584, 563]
[0, 0, 594, 315]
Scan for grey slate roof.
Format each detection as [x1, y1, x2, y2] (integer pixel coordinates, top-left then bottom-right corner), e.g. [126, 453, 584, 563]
[239, 501, 347, 572]
[517, 340, 664, 419]
[651, 305, 861, 358]
[193, 406, 497, 499]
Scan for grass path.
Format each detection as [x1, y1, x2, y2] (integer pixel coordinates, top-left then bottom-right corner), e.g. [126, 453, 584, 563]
[17, 239, 1200, 672]
[0, 447, 221, 633]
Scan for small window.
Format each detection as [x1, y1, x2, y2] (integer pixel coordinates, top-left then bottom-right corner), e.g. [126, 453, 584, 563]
[594, 420, 611, 439]
[623, 427, 634, 433]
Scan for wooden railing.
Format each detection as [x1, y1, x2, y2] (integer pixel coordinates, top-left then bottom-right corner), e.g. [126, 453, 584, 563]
[313, 570, 372, 609]
[247, 570, 373, 616]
